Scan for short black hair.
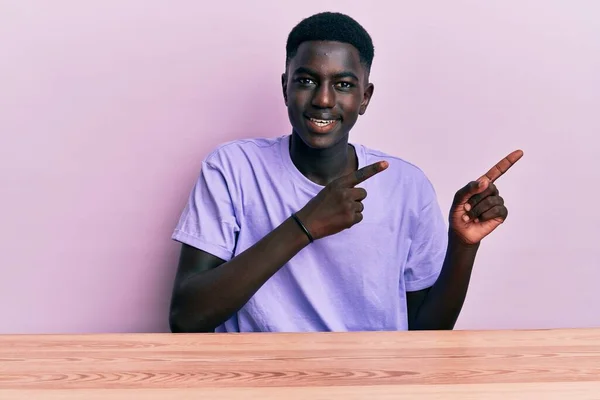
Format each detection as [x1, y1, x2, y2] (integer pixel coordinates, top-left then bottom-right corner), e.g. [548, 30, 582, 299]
[285, 12, 375, 71]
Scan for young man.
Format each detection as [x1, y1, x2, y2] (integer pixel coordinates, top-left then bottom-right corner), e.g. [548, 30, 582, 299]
[169, 12, 522, 333]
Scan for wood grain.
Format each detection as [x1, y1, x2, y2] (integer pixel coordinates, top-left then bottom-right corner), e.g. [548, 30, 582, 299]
[1, 329, 600, 399]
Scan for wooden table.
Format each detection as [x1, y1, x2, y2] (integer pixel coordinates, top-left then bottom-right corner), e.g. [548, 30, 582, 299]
[1, 328, 600, 399]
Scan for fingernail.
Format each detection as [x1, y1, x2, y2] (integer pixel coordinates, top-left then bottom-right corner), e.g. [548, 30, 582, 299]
[462, 214, 470, 222]
[474, 218, 480, 223]
[464, 204, 471, 212]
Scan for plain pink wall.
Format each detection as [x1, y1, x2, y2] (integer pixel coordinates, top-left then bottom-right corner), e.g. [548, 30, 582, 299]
[1, 1, 598, 333]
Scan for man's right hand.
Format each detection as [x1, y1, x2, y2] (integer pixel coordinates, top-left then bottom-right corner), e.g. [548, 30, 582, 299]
[295, 161, 389, 240]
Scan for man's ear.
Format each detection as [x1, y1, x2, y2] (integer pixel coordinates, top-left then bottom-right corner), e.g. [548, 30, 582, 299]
[281, 73, 288, 106]
[359, 82, 374, 115]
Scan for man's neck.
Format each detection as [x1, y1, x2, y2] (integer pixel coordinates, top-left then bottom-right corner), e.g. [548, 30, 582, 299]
[289, 132, 357, 186]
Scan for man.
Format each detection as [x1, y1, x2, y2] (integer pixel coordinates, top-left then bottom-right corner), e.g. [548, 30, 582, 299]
[168, 12, 522, 333]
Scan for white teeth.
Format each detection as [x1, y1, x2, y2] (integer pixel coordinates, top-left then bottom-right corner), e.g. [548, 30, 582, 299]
[310, 118, 336, 127]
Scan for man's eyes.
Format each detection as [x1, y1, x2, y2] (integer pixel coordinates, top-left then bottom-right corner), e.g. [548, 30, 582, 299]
[295, 78, 354, 89]
[336, 82, 354, 89]
[296, 78, 316, 85]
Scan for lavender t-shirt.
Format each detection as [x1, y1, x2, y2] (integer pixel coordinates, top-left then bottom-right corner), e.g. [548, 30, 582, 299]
[172, 134, 448, 332]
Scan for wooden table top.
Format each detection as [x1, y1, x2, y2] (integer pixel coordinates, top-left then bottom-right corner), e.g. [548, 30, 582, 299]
[1, 328, 600, 399]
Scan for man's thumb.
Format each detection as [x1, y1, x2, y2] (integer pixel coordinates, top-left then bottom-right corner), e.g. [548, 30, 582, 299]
[476, 177, 490, 193]
[453, 178, 490, 206]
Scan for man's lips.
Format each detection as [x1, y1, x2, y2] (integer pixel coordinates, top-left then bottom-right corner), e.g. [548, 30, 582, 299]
[304, 115, 340, 133]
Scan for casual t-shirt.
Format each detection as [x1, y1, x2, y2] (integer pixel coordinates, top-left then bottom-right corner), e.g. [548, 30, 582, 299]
[172, 134, 448, 332]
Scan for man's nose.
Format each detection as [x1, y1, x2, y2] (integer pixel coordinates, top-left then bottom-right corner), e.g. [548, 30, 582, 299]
[311, 84, 335, 109]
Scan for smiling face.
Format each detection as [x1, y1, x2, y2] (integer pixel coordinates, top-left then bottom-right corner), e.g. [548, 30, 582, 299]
[282, 40, 374, 149]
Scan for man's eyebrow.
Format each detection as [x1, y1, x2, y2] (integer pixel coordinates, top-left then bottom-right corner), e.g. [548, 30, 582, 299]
[332, 71, 360, 80]
[293, 67, 360, 81]
[292, 67, 319, 76]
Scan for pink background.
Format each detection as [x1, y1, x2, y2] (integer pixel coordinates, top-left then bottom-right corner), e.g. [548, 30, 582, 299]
[1, 1, 598, 333]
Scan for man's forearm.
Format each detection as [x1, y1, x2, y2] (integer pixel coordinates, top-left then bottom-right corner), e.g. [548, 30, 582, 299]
[410, 231, 480, 330]
[170, 217, 310, 332]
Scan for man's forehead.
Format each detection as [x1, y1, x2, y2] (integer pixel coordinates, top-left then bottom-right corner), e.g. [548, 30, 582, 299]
[290, 40, 363, 72]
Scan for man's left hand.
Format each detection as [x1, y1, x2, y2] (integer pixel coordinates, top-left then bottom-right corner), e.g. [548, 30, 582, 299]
[450, 150, 524, 245]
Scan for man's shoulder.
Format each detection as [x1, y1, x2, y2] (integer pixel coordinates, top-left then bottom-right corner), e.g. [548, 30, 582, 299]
[359, 144, 430, 183]
[358, 144, 441, 215]
[204, 135, 284, 168]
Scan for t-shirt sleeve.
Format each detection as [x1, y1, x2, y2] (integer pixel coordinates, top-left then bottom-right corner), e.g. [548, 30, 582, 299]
[171, 160, 240, 262]
[403, 177, 448, 292]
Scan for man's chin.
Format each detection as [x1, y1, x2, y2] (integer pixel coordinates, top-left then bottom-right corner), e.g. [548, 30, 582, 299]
[295, 130, 346, 150]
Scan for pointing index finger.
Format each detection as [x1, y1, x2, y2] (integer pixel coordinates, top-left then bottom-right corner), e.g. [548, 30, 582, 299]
[341, 161, 389, 187]
[480, 149, 524, 183]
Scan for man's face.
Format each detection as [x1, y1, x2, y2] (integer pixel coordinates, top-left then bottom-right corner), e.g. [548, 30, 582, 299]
[282, 41, 374, 149]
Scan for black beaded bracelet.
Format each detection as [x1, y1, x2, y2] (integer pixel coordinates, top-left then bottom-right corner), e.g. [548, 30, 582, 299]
[291, 213, 314, 243]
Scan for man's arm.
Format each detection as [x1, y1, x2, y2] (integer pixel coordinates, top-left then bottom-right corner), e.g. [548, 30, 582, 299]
[169, 161, 389, 333]
[406, 232, 478, 330]
[407, 149, 523, 330]
[169, 216, 309, 333]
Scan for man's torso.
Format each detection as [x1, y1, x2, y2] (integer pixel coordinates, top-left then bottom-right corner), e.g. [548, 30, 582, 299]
[173, 134, 447, 332]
